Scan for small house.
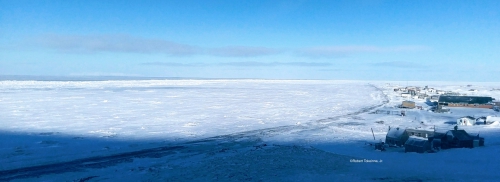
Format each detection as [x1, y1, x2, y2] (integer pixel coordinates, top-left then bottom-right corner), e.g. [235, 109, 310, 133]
[457, 116, 475, 126]
[404, 136, 432, 153]
[402, 101, 416, 109]
[385, 127, 409, 147]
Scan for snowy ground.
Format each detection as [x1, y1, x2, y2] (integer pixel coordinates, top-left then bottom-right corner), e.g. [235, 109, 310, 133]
[1, 79, 500, 181]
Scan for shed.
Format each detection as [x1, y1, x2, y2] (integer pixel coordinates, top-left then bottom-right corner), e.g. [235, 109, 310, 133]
[402, 101, 416, 109]
[385, 127, 409, 147]
[457, 116, 475, 126]
[404, 136, 432, 153]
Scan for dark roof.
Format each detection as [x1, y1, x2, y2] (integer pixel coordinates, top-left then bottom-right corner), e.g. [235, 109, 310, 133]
[461, 116, 475, 120]
[386, 127, 406, 138]
[447, 130, 472, 141]
[438, 96, 493, 104]
[405, 137, 429, 147]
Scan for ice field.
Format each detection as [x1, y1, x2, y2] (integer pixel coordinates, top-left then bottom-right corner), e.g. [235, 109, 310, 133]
[0, 80, 380, 140]
[1, 79, 500, 181]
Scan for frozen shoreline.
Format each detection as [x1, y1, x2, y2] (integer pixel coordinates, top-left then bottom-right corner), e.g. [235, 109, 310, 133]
[1, 80, 500, 181]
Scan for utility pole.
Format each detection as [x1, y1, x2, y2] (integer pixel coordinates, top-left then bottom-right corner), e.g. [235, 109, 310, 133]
[371, 128, 376, 140]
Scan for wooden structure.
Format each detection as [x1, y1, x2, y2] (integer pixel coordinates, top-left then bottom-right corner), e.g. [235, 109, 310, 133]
[401, 101, 416, 109]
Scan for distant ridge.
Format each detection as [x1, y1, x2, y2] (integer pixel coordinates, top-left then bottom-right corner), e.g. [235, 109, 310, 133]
[0, 75, 227, 81]
[0, 75, 324, 81]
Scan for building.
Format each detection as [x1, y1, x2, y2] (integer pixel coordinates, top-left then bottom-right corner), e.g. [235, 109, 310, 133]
[401, 93, 411, 98]
[408, 89, 417, 96]
[438, 129, 484, 149]
[401, 101, 416, 109]
[404, 136, 432, 153]
[457, 116, 475, 126]
[429, 95, 440, 102]
[385, 127, 434, 147]
[438, 96, 494, 109]
[385, 127, 409, 147]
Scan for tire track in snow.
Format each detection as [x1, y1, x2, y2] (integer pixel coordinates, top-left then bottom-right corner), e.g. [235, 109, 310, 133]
[0, 84, 389, 181]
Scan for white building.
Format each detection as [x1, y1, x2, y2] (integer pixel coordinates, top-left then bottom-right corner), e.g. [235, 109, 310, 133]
[457, 116, 475, 126]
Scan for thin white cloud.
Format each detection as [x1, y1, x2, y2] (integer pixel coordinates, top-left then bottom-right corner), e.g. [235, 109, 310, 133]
[37, 34, 201, 56]
[207, 46, 283, 57]
[140, 62, 206, 67]
[31, 34, 431, 59]
[140, 61, 331, 67]
[296, 46, 430, 58]
[219, 61, 331, 67]
[69, 72, 142, 77]
[371, 61, 427, 69]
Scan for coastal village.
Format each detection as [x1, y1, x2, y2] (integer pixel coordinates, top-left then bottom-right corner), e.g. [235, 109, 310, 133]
[374, 84, 500, 153]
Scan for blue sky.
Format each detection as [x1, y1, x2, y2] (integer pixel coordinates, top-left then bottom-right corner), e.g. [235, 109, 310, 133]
[1, 0, 499, 81]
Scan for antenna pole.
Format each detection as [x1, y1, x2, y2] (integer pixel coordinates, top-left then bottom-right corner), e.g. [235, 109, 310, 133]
[371, 128, 376, 140]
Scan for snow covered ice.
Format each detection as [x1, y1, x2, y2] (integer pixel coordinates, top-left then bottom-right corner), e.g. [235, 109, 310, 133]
[1, 79, 500, 181]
